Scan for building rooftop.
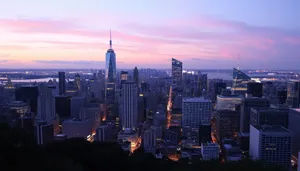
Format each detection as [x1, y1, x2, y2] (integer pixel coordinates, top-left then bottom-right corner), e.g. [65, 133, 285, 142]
[183, 97, 211, 103]
[217, 94, 241, 98]
[201, 142, 219, 147]
[253, 125, 291, 133]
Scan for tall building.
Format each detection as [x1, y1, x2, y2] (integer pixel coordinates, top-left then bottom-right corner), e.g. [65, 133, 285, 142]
[216, 94, 241, 111]
[120, 71, 128, 83]
[287, 81, 300, 108]
[143, 126, 157, 153]
[105, 31, 117, 103]
[249, 125, 292, 170]
[182, 97, 212, 129]
[171, 58, 183, 89]
[232, 68, 251, 95]
[55, 96, 71, 119]
[75, 73, 81, 90]
[288, 109, 300, 160]
[213, 82, 226, 102]
[15, 86, 39, 114]
[58, 72, 66, 95]
[199, 121, 212, 144]
[216, 110, 240, 141]
[133, 67, 139, 86]
[201, 142, 219, 160]
[121, 82, 138, 130]
[240, 97, 269, 133]
[247, 82, 263, 98]
[37, 84, 56, 122]
[276, 90, 287, 105]
[250, 107, 289, 128]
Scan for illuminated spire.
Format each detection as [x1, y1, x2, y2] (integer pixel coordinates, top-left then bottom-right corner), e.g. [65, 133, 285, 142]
[109, 29, 112, 49]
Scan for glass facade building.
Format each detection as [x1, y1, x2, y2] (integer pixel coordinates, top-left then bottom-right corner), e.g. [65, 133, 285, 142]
[105, 37, 117, 103]
[171, 58, 183, 89]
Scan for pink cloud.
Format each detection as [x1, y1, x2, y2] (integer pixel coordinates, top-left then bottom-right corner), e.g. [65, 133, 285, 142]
[0, 17, 300, 69]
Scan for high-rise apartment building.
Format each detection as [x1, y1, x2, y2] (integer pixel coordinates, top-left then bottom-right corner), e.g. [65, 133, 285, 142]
[121, 82, 138, 130]
[58, 72, 66, 95]
[249, 125, 292, 170]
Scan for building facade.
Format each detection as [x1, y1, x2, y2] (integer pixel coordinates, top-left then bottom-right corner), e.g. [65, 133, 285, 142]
[249, 125, 292, 170]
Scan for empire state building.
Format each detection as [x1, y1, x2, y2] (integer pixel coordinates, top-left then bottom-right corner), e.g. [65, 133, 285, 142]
[105, 31, 116, 103]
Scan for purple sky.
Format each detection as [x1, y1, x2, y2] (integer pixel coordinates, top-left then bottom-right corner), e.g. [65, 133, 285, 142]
[0, 0, 299, 69]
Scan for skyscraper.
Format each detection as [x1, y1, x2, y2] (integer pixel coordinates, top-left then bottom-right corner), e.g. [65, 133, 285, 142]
[240, 97, 270, 133]
[105, 31, 117, 103]
[133, 67, 139, 86]
[121, 81, 138, 130]
[171, 58, 183, 89]
[58, 72, 66, 95]
[250, 125, 292, 170]
[287, 81, 300, 108]
[37, 84, 56, 122]
[232, 68, 251, 95]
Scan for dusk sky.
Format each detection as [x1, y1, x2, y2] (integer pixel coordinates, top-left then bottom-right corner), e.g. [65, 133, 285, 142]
[0, 0, 299, 69]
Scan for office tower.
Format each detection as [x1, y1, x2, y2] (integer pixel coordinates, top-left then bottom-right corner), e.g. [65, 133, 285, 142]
[75, 73, 81, 90]
[216, 94, 241, 111]
[133, 67, 139, 86]
[71, 96, 86, 119]
[95, 124, 113, 142]
[121, 82, 138, 130]
[171, 58, 183, 89]
[15, 86, 39, 114]
[240, 97, 269, 133]
[287, 81, 300, 108]
[105, 31, 117, 103]
[37, 84, 55, 122]
[247, 82, 263, 98]
[216, 110, 240, 141]
[182, 97, 212, 129]
[143, 126, 157, 153]
[232, 68, 251, 95]
[249, 125, 292, 170]
[55, 96, 71, 119]
[58, 72, 66, 95]
[288, 109, 300, 160]
[120, 71, 128, 83]
[201, 74, 208, 90]
[250, 107, 289, 128]
[35, 121, 54, 145]
[201, 142, 219, 160]
[199, 121, 212, 144]
[276, 90, 287, 105]
[182, 97, 212, 141]
[213, 82, 226, 102]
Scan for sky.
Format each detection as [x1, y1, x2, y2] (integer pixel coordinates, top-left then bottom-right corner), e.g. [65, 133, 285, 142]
[0, 0, 299, 69]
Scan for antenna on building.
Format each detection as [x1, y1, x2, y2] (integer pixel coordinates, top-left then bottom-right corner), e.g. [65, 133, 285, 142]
[237, 53, 240, 71]
[109, 29, 112, 49]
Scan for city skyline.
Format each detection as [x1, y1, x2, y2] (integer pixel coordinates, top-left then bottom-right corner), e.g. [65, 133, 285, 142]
[0, 0, 300, 69]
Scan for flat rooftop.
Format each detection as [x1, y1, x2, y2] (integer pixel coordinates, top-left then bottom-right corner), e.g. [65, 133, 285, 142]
[183, 97, 211, 103]
[253, 125, 291, 133]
